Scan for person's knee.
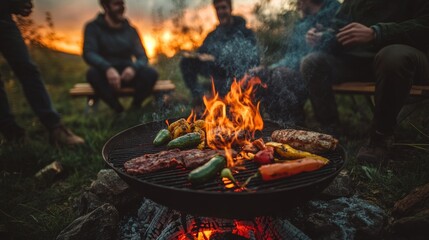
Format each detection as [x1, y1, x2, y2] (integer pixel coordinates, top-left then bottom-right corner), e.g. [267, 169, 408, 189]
[375, 44, 422, 74]
[300, 52, 329, 85]
[86, 68, 102, 84]
[136, 67, 158, 84]
[300, 52, 326, 72]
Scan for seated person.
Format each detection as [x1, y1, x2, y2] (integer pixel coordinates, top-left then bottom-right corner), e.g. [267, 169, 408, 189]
[251, 0, 340, 126]
[180, 0, 260, 105]
[83, 0, 158, 113]
[300, 0, 429, 163]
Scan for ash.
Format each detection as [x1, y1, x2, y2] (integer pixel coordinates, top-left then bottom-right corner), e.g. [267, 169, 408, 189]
[120, 198, 310, 240]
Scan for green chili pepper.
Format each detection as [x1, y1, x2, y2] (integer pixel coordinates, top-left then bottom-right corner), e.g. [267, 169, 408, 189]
[220, 168, 236, 184]
[188, 155, 226, 184]
[153, 129, 172, 146]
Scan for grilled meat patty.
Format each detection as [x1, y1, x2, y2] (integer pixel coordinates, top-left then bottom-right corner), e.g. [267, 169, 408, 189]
[271, 129, 338, 154]
[124, 149, 225, 174]
[124, 149, 183, 174]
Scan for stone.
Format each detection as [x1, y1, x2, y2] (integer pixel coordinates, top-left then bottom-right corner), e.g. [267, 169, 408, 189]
[88, 169, 143, 212]
[389, 208, 429, 238]
[388, 182, 429, 239]
[392, 182, 429, 218]
[56, 203, 119, 240]
[322, 170, 354, 198]
[74, 191, 104, 216]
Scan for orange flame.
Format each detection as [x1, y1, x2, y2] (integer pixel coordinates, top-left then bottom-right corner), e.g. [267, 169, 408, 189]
[202, 76, 265, 167]
[179, 230, 213, 240]
[187, 109, 198, 123]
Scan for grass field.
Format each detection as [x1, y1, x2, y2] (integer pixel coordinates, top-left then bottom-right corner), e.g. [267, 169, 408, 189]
[1, 47, 428, 239]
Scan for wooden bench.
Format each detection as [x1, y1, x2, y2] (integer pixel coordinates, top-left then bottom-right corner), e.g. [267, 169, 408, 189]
[332, 82, 429, 122]
[69, 80, 176, 113]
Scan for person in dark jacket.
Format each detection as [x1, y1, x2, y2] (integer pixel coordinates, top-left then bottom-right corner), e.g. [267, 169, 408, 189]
[179, 0, 260, 105]
[251, 0, 340, 125]
[83, 0, 158, 113]
[0, 0, 85, 145]
[300, 0, 429, 164]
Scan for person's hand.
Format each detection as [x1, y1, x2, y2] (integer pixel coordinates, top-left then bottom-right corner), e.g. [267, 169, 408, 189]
[248, 65, 266, 76]
[306, 27, 323, 48]
[198, 53, 215, 62]
[17, 1, 33, 17]
[106, 67, 121, 90]
[182, 51, 197, 58]
[336, 22, 375, 46]
[121, 67, 135, 82]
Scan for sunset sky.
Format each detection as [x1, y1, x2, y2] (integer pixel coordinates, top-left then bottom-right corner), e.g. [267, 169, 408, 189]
[29, 0, 290, 58]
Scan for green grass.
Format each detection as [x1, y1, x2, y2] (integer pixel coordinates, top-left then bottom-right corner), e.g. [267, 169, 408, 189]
[1, 48, 429, 239]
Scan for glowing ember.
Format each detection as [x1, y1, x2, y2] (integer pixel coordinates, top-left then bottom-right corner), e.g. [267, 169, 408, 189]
[202, 76, 265, 167]
[222, 177, 235, 189]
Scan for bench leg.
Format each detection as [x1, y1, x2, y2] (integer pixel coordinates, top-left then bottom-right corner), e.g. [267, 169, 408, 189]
[153, 91, 171, 110]
[365, 95, 375, 113]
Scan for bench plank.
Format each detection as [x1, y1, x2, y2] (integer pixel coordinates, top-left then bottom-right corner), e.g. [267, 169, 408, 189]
[70, 80, 175, 98]
[332, 82, 429, 123]
[332, 82, 429, 96]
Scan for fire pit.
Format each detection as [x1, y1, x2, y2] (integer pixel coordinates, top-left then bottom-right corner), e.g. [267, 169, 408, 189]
[102, 119, 345, 219]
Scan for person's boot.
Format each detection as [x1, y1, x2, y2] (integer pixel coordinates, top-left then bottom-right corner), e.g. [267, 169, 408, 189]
[49, 125, 85, 146]
[0, 122, 26, 142]
[357, 131, 394, 165]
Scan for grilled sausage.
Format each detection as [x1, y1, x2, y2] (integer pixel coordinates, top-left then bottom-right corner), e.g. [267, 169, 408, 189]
[271, 129, 338, 154]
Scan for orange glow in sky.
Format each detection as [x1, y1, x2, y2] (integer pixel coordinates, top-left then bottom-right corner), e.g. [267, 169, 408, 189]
[31, 0, 290, 59]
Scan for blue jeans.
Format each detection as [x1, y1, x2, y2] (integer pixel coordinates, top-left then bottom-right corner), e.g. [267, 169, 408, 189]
[0, 14, 60, 129]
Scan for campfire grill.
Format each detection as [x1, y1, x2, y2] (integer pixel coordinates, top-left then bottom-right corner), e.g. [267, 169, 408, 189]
[103, 119, 346, 219]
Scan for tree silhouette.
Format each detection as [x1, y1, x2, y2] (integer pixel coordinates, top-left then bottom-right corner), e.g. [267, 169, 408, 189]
[13, 11, 60, 50]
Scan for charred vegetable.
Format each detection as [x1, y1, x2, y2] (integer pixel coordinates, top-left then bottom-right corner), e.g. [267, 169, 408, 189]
[266, 142, 329, 162]
[253, 146, 274, 165]
[153, 129, 171, 146]
[189, 155, 226, 184]
[168, 118, 191, 139]
[167, 132, 201, 149]
[258, 157, 329, 182]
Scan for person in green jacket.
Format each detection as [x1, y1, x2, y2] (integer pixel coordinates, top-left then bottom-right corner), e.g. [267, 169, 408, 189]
[300, 0, 429, 164]
[83, 0, 158, 113]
